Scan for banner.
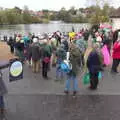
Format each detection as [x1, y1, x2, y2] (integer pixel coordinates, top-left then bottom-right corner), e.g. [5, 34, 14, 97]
[9, 58, 23, 82]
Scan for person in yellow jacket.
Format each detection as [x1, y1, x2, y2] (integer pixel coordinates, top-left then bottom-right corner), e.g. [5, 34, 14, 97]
[69, 32, 76, 42]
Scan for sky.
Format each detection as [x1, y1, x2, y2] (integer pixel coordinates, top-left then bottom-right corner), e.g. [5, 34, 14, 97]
[0, 0, 119, 11]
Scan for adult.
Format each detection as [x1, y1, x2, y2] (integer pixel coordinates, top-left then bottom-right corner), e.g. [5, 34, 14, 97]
[41, 40, 52, 79]
[8, 36, 15, 54]
[87, 44, 102, 90]
[75, 37, 87, 67]
[3, 36, 7, 42]
[113, 29, 120, 44]
[62, 37, 69, 52]
[111, 32, 120, 73]
[102, 32, 112, 55]
[14, 35, 24, 62]
[64, 43, 81, 96]
[29, 38, 41, 73]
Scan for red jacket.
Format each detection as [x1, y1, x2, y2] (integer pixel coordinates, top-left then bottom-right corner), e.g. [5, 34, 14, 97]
[112, 41, 120, 59]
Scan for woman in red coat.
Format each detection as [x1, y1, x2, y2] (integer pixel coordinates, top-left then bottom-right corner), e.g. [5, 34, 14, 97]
[111, 33, 120, 73]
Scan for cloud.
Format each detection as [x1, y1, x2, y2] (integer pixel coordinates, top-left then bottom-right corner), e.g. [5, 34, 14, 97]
[0, 0, 86, 10]
[0, 0, 119, 11]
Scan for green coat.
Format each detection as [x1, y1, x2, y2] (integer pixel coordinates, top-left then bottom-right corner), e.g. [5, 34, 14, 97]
[69, 46, 81, 76]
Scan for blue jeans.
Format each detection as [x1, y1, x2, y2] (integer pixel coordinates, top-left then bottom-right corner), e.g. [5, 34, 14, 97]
[56, 64, 65, 79]
[65, 75, 78, 91]
[0, 96, 4, 109]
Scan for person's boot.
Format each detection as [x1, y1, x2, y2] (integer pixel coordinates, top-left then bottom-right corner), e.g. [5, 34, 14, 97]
[111, 69, 119, 74]
[0, 108, 5, 115]
[64, 90, 69, 95]
[73, 91, 77, 97]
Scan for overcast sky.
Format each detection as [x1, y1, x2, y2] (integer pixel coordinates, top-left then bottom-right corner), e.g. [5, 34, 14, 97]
[0, 0, 119, 11]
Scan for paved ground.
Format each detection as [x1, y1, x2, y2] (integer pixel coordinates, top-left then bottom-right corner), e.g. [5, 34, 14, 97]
[1, 42, 120, 120]
[1, 63, 120, 120]
[0, 42, 17, 61]
[4, 95, 120, 120]
[3, 65, 120, 95]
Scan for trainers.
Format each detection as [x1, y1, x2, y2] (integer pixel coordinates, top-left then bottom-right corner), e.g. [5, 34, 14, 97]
[88, 86, 97, 90]
[0, 108, 5, 115]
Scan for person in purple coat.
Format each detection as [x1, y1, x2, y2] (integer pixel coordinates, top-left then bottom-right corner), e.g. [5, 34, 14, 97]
[87, 44, 102, 90]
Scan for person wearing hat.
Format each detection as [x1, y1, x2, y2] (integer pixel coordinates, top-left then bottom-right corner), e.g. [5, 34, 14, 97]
[28, 38, 41, 73]
[14, 35, 25, 62]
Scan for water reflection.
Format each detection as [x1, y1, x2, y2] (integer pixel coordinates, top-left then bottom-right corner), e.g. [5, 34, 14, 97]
[0, 23, 90, 39]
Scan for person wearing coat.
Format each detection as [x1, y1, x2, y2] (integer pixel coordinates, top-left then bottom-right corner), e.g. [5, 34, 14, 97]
[64, 43, 81, 96]
[41, 40, 52, 79]
[29, 38, 41, 73]
[0, 62, 8, 114]
[55, 44, 66, 81]
[62, 38, 69, 52]
[111, 33, 120, 73]
[8, 36, 15, 54]
[14, 35, 24, 62]
[87, 44, 102, 90]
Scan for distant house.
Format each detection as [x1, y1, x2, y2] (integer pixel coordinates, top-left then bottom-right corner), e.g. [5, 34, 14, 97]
[37, 11, 44, 17]
[29, 10, 37, 16]
[110, 8, 120, 30]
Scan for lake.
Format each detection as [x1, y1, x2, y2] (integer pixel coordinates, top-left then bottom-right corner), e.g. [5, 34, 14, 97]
[0, 22, 90, 39]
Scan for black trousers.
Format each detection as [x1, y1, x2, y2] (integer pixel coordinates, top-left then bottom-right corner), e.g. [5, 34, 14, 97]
[111, 59, 120, 72]
[10, 46, 14, 53]
[90, 72, 99, 89]
[42, 61, 48, 78]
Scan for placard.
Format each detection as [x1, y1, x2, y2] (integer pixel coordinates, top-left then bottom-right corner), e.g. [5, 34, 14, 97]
[9, 58, 23, 82]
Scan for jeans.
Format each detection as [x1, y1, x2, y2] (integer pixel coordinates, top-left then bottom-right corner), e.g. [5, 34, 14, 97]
[56, 64, 64, 79]
[65, 75, 78, 91]
[0, 96, 4, 109]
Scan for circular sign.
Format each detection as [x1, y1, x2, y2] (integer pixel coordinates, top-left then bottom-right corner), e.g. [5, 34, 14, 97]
[10, 61, 23, 77]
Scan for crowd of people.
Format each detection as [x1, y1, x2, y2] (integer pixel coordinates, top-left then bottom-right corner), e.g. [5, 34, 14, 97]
[5, 27, 120, 96]
[0, 26, 120, 116]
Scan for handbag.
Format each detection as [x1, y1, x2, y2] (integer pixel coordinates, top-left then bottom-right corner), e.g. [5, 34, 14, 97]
[83, 72, 102, 85]
[43, 57, 50, 63]
[83, 72, 90, 85]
